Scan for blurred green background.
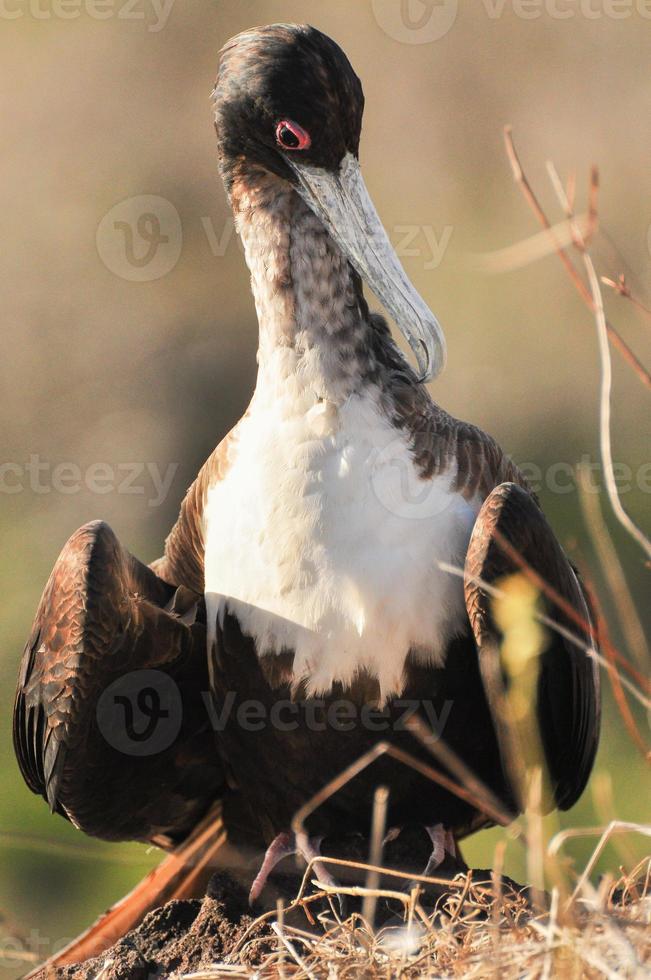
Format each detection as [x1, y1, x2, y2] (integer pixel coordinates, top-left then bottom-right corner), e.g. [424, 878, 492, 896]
[1, 1, 649, 975]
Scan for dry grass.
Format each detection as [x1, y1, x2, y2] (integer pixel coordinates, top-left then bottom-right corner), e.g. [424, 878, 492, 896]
[175, 854, 651, 979]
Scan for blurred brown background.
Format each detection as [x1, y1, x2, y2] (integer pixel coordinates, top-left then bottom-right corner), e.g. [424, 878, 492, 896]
[1, 1, 649, 974]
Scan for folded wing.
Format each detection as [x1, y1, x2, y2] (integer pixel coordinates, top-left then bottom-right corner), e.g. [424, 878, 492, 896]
[13, 519, 224, 848]
[464, 483, 601, 812]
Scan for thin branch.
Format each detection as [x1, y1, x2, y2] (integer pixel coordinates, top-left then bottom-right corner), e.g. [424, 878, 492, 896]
[503, 126, 651, 389]
[601, 273, 651, 323]
[0, 832, 155, 866]
[577, 463, 650, 670]
[291, 739, 518, 844]
[586, 165, 599, 243]
[405, 712, 521, 828]
[361, 785, 389, 928]
[472, 213, 592, 274]
[546, 160, 651, 562]
[270, 922, 317, 980]
[581, 571, 650, 761]
[565, 170, 577, 218]
[548, 821, 651, 906]
[591, 773, 641, 874]
[293, 854, 468, 905]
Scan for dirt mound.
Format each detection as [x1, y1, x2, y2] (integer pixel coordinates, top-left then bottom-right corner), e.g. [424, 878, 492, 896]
[54, 879, 260, 979]
[33, 829, 535, 979]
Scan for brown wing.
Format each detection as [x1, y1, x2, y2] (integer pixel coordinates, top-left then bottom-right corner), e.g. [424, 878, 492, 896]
[464, 482, 601, 812]
[14, 519, 225, 846]
[152, 425, 241, 593]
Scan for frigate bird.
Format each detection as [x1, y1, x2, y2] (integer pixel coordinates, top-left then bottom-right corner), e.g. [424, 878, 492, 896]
[14, 23, 600, 910]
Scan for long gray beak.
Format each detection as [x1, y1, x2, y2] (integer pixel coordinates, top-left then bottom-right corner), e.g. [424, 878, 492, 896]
[287, 152, 446, 382]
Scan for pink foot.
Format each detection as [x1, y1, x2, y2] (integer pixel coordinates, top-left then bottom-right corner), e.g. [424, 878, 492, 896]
[249, 831, 338, 905]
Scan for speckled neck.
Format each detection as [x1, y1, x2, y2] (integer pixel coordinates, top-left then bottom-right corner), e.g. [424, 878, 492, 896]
[230, 172, 379, 404]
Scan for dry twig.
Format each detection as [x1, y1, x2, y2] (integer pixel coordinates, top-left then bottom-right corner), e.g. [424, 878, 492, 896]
[503, 126, 651, 390]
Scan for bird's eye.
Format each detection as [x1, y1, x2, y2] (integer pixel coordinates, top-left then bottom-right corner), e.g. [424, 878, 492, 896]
[276, 119, 311, 151]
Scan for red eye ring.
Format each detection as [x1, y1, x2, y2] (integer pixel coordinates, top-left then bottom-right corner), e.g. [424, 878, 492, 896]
[276, 119, 311, 151]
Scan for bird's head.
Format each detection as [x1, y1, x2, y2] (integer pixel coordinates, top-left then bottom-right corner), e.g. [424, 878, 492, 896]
[212, 23, 446, 382]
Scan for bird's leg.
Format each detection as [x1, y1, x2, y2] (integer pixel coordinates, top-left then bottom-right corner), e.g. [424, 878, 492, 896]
[421, 823, 456, 878]
[295, 832, 338, 890]
[382, 826, 401, 846]
[249, 832, 296, 904]
[296, 832, 348, 918]
[249, 831, 339, 906]
[387, 823, 459, 892]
